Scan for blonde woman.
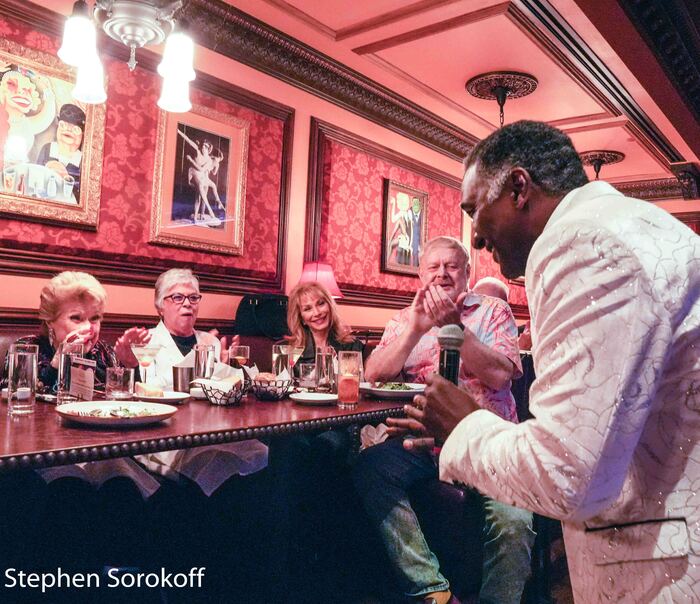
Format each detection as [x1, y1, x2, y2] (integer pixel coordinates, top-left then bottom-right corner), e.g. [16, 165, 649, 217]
[287, 281, 363, 370]
[5, 271, 149, 393]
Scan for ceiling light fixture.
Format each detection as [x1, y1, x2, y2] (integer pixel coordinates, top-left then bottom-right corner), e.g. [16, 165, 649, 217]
[466, 71, 538, 127]
[580, 150, 625, 180]
[58, 0, 195, 112]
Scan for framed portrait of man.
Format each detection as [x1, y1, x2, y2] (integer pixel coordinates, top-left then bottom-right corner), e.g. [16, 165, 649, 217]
[381, 179, 429, 276]
[150, 102, 249, 255]
[0, 38, 105, 229]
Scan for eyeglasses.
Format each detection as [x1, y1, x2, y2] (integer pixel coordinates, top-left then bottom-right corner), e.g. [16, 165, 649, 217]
[164, 293, 202, 305]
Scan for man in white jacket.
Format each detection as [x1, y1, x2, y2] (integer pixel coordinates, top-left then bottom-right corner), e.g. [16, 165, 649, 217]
[397, 120, 700, 602]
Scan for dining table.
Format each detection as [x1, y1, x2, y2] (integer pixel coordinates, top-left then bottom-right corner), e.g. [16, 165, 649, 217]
[0, 394, 406, 473]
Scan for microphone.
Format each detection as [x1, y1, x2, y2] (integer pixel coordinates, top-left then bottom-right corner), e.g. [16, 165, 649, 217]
[437, 324, 464, 385]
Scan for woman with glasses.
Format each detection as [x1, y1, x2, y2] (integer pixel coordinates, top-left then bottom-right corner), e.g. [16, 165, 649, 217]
[140, 267, 231, 388]
[138, 268, 268, 595]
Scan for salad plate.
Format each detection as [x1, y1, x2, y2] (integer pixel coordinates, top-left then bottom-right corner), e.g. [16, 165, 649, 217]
[289, 392, 338, 406]
[134, 391, 190, 404]
[56, 401, 177, 427]
[359, 382, 425, 399]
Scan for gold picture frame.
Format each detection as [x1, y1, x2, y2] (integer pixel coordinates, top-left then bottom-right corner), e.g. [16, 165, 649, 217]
[381, 179, 429, 276]
[150, 102, 249, 255]
[0, 38, 105, 229]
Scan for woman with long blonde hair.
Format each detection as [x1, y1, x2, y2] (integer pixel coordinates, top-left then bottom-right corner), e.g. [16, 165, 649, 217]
[286, 281, 362, 368]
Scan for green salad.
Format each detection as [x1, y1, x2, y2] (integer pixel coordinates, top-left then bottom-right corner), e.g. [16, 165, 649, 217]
[376, 382, 413, 391]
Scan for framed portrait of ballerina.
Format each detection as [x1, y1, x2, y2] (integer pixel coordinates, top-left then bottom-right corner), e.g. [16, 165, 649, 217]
[150, 102, 249, 255]
[0, 38, 105, 229]
[381, 179, 429, 276]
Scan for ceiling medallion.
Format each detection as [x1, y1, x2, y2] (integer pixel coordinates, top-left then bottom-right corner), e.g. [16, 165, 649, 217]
[465, 71, 538, 127]
[580, 150, 625, 180]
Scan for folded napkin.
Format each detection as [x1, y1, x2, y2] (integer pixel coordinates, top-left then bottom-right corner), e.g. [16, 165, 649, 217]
[360, 423, 389, 450]
[193, 361, 248, 392]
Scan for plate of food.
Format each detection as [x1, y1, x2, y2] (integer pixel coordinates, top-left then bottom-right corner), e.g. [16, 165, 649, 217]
[289, 392, 338, 406]
[359, 382, 426, 399]
[56, 401, 177, 427]
[133, 383, 190, 404]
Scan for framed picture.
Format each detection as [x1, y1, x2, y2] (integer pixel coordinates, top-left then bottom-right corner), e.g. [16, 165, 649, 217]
[381, 179, 429, 276]
[151, 102, 249, 255]
[0, 39, 105, 229]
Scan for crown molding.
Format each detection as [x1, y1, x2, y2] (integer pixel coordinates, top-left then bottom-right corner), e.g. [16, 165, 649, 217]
[615, 178, 684, 201]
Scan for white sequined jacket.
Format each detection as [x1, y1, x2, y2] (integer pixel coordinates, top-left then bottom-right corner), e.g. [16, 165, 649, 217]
[440, 181, 700, 602]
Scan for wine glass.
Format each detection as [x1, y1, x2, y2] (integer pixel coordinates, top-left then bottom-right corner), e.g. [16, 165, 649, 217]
[228, 345, 250, 369]
[130, 344, 162, 385]
[290, 347, 304, 371]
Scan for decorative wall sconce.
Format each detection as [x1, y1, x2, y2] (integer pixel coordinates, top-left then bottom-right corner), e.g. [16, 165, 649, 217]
[579, 150, 625, 180]
[466, 71, 538, 127]
[58, 0, 195, 112]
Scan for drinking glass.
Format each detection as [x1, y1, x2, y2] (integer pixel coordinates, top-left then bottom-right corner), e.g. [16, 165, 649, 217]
[106, 367, 135, 400]
[194, 343, 216, 379]
[272, 344, 290, 376]
[290, 347, 304, 371]
[228, 345, 250, 369]
[131, 344, 162, 384]
[7, 344, 38, 415]
[297, 362, 317, 389]
[63, 174, 75, 199]
[337, 351, 362, 406]
[315, 346, 336, 393]
[56, 342, 84, 405]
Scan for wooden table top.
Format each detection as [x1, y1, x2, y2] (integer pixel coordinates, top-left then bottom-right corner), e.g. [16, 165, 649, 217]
[0, 394, 404, 473]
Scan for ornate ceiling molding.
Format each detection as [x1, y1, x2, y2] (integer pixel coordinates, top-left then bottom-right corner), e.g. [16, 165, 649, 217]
[670, 162, 700, 199]
[615, 178, 684, 201]
[183, 0, 477, 161]
[620, 0, 700, 126]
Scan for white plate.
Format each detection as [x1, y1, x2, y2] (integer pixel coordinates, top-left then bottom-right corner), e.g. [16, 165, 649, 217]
[134, 391, 190, 403]
[359, 382, 425, 399]
[289, 392, 338, 406]
[56, 401, 177, 427]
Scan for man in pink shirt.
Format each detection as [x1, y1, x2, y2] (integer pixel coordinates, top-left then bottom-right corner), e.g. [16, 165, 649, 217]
[354, 236, 533, 604]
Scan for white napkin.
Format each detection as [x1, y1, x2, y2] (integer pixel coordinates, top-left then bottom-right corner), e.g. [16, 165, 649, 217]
[192, 362, 243, 392]
[173, 351, 195, 368]
[360, 423, 389, 450]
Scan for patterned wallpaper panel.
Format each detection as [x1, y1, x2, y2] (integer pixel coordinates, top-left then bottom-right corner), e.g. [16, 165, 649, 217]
[0, 17, 283, 280]
[319, 138, 462, 296]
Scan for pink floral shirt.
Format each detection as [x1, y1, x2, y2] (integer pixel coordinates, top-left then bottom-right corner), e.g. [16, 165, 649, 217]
[372, 293, 522, 422]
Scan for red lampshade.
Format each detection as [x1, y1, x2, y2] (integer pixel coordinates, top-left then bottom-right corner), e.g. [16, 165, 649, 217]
[298, 262, 343, 298]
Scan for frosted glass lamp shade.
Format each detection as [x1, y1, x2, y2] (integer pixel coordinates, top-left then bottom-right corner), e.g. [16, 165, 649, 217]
[73, 57, 106, 104]
[58, 1, 97, 67]
[157, 75, 192, 113]
[158, 31, 196, 81]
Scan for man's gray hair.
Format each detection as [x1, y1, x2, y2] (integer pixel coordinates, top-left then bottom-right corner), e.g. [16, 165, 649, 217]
[154, 268, 199, 311]
[472, 276, 509, 302]
[420, 236, 471, 272]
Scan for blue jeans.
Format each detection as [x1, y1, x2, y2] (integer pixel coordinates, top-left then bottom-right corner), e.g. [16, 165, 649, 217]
[353, 437, 535, 603]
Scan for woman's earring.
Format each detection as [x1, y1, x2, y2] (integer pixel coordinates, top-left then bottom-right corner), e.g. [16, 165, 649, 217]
[48, 327, 56, 346]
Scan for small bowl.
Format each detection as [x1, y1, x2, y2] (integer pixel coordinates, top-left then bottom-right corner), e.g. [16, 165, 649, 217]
[251, 379, 292, 401]
[201, 382, 245, 406]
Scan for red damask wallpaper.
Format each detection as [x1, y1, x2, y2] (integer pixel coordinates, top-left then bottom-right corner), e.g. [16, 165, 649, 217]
[319, 139, 462, 295]
[0, 17, 283, 280]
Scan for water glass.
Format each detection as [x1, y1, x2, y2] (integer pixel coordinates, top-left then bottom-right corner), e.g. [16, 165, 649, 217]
[315, 346, 336, 393]
[272, 344, 290, 376]
[194, 343, 216, 379]
[298, 362, 316, 389]
[57, 342, 84, 405]
[337, 351, 362, 406]
[7, 344, 38, 415]
[106, 367, 134, 400]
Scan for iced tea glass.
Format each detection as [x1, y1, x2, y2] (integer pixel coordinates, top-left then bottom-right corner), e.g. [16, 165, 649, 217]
[337, 351, 361, 407]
